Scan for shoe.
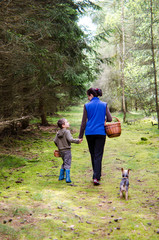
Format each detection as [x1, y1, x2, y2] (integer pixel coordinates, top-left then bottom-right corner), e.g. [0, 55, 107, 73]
[59, 169, 65, 180]
[66, 169, 71, 183]
[93, 179, 100, 185]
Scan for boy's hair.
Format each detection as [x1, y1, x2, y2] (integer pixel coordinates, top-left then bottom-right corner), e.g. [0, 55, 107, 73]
[57, 118, 66, 129]
[87, 88, 102, 97]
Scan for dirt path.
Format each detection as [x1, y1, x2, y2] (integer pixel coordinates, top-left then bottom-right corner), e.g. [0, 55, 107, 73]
[0, 106, 159, 240]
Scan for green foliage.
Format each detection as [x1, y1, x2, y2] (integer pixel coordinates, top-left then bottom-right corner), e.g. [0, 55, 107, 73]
[94, 0, 159, 118]
[0, 0, 99, 122]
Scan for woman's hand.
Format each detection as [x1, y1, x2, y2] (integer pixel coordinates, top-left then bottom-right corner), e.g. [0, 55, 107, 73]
[78, 138, 83, 143]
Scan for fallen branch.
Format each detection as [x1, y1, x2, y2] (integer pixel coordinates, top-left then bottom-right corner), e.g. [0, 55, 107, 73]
[0, 116, 31, 136]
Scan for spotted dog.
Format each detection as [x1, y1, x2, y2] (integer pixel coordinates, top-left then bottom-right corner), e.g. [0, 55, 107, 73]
[120, 168, 130, 200]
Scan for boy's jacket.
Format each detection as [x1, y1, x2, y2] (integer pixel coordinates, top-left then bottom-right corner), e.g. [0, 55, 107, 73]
[54, 128, 79, 151]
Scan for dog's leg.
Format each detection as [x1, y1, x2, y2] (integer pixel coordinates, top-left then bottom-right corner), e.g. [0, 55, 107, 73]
[120, 190, 123, 199]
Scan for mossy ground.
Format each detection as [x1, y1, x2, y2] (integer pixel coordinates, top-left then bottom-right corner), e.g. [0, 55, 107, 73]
[0, 105, 159, 240]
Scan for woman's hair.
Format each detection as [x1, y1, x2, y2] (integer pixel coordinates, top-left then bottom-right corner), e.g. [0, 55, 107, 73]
[57, 118, 66, 129]
[87, 88, 102, 97]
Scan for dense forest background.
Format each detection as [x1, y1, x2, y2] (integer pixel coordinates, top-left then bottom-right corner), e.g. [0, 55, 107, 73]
[93, 0, 159, 126]
[0, 0, 159, 129]
[0, 0, 99, 126]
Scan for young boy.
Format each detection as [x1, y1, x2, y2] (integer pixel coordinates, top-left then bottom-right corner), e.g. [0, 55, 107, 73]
[54, 118, 82, 183]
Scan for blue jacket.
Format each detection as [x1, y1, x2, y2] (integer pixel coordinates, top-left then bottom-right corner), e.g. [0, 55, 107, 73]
[85, 97, 107, 136]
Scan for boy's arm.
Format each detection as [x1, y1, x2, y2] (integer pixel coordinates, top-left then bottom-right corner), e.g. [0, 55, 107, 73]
[66, 130, 80, 144]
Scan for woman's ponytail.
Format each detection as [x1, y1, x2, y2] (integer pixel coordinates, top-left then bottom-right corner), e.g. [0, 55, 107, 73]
[87, 88, 102, 97]
[95, 88, 102, 97]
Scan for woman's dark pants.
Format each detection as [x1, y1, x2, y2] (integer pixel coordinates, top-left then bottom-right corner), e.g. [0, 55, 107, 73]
[86, 135, 106, 180]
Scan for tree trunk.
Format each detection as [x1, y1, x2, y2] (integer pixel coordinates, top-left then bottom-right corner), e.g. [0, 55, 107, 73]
[121, 0, 126, 122]
[39, 96, 49, 126]
[150, 0, 159, 129]
[135, 99, 138, 111]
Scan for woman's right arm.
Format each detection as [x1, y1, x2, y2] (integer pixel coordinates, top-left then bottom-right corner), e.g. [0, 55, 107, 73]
[78, 105, 87, 139]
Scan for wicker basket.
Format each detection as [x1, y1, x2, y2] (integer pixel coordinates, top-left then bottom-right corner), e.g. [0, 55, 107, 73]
[54, 150, 61, 157]
[105, 117, 121, 138]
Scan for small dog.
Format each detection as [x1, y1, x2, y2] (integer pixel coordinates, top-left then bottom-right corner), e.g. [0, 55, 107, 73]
[120, 168, 130, 200]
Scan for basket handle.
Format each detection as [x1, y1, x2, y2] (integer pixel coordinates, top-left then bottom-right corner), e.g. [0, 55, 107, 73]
[112, 116, 120, 122]
[105, 116, 120, 126]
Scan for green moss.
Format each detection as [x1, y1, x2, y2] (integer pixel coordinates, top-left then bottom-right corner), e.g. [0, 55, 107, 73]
[0, 155, 28, 168]
[0, 106, 158, 239]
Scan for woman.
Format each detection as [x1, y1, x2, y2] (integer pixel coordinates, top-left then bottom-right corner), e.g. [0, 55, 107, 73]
[79, 88, 112, 185]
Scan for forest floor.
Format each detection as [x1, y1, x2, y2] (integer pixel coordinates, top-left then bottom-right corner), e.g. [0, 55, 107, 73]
[0, 105, 159, 240]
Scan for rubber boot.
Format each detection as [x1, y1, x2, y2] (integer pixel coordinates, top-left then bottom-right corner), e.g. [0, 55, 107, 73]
[66, 169, 71, 183]
[59, 169, 64, 180]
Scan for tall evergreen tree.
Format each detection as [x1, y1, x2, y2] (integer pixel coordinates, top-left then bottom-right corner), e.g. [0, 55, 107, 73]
[0, 0, 98, 125]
